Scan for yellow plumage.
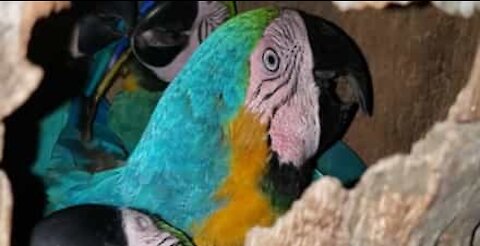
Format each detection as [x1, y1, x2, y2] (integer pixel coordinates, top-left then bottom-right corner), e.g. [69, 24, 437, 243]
[122, 72, 140, 92]
[193, 108, 276, 246]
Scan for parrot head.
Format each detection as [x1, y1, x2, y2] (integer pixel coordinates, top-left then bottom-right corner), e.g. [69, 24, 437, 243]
[247, 9, 373, 209]
[31, 204, 194, 246]
[244, 9, 372, 158]
[131, 1, 237, 82]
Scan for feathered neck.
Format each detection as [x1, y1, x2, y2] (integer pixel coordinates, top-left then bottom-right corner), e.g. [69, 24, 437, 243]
[110, 8, 280, 231]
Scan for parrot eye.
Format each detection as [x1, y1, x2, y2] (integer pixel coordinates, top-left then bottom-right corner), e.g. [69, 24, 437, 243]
[262, 48, 280, 72]
[135, 215, 151, 231]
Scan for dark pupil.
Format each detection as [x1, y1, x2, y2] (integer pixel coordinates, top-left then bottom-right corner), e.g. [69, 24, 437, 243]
[267, 55, 276, 65]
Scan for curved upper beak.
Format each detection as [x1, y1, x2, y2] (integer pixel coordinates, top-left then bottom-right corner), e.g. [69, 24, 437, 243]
[298, 11, 374, 153]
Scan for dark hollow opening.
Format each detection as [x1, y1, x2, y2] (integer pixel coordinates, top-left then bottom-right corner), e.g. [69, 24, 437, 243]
[2, 8, 89, 246]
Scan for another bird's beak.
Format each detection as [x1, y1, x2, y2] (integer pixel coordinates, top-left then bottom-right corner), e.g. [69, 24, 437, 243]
[71, 1, 138, 56]
[131, 1, 198, 67]
[299, 12, 374, 153]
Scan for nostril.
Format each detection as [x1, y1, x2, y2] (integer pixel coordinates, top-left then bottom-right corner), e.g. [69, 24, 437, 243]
[335, 76, 356, 105]
[315, 70, 356, 105]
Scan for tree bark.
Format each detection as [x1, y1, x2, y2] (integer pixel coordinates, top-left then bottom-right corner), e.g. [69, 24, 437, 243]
[0, 2, 69, 246]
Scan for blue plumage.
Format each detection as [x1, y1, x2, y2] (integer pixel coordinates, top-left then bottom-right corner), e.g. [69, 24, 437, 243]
[41, 8, 278, 235]
[32, 102, 70, 177]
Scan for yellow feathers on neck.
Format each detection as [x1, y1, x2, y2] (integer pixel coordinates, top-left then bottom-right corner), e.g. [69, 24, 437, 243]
[193, 108, 276, 246]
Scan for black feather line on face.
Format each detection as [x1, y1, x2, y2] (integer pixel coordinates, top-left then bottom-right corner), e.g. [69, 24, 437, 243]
[261, 148, 317, 213]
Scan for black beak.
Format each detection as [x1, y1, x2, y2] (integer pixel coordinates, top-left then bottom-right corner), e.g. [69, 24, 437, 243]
[131, 1, 199, 67]
[31, 205, 127, 246]
[72, 1, 138, 26]
[71, 1, 138, 56]
[298, 12, 374, 153]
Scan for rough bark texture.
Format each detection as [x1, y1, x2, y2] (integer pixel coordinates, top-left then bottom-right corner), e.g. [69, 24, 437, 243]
[246, 119, 480, 245]
[332, 1, 414, 11]
[0, 171, 12, 246]
[332, 1, 480, 18]
[449, 38, 480, 123]
[0, 2, 70, 246]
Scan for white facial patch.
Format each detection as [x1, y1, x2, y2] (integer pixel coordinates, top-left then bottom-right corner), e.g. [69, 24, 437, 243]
[122, 209, 181, 246]
[245, 10, 320, 167]
[145, 1, 231, 82]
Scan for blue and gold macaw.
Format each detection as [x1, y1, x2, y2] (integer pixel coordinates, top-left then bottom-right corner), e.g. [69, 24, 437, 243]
[35, 7, 373, 246]
[34, 1, 365, 187]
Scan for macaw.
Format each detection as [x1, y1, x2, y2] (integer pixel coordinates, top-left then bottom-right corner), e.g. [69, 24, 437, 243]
[31, 1, 140, 181]
[75, 1, 237, 142]
[32, 1, 237, 175]
[33, 1, 366, 183]
[37, 7, 373, 246]
[107, 1, 239, 152]
[78, 1, 368, 182]
[69, 1, 148, 141]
